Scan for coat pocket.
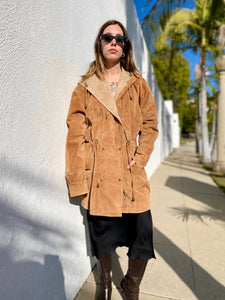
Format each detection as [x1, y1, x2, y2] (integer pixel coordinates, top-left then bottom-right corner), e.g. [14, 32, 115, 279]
[132, 165, 150, 191]
[131, 162, 143, 175]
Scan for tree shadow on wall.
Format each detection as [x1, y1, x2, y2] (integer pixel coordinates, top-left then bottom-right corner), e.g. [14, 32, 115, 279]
[0, 199, 68, 300]
[0, 252, 66, 300]
[69, 195, 96, 263]
[0, 157, 76, 300]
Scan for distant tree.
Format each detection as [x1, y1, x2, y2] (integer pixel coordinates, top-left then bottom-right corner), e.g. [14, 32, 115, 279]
[151, 48, 191, 110]
[178, 100, 196, 134]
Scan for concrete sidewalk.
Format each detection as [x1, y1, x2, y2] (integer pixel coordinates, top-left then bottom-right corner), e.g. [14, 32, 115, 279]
[75, 142, 225, 300]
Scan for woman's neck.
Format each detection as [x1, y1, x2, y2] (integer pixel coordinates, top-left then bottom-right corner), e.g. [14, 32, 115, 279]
[104, 63, 121, 82]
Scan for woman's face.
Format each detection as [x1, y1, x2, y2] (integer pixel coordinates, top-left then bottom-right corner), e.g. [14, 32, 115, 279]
[101, 24, 124, 65]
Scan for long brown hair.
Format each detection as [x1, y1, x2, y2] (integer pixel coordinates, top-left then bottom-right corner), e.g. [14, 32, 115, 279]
[82, 20, 138, 80]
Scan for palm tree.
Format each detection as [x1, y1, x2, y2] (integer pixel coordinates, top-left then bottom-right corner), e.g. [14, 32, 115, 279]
[150, 0, 225, 163]
[142, 0, 193, 51]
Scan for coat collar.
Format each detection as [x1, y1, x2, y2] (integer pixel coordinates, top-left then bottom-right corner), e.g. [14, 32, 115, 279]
[79, 69, 139, 124]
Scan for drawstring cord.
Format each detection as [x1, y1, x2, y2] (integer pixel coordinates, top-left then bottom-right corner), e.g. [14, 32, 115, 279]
[95, 139, 100, 188]
[84, 88, 88, 132]
[123, 125, 135, 202]
[125, 83, 135, 202]
[128, 81, 132, 101]
[125, 141, 135, 202]
[84, 84, 88, 110]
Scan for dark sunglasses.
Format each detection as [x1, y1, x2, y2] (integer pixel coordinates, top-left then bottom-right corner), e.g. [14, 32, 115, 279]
[100, 34, 128, 47]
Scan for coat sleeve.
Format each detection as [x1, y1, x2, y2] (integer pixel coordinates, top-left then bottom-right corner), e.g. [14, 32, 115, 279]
[134, 78, 159, 168]
[65, 84, 88, 197]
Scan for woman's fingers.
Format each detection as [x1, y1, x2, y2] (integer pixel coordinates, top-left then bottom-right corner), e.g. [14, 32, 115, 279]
[127, 160, 136, 169]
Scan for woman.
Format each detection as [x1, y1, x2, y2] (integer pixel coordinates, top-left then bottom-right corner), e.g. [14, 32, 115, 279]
[66, 20, 158, 300]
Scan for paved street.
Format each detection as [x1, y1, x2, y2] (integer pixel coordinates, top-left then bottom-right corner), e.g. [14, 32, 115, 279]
[75, 142, 225, 300]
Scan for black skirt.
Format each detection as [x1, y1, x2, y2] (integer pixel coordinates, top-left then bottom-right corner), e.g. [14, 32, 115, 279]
[87, 210, 156, 260]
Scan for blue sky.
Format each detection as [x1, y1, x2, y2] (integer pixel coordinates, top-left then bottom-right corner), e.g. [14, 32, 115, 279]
[133, 0, 200, 81]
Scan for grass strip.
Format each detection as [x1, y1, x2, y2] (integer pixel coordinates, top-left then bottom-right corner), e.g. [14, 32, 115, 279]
[202, 163, 225, 194]
[210, 173, 225, 193]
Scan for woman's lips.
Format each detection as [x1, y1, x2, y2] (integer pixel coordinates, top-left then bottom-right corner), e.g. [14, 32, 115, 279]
[109, 49, 117, 53]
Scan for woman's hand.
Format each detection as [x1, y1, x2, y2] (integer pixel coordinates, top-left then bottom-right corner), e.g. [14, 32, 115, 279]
[127, 159, 136, 170]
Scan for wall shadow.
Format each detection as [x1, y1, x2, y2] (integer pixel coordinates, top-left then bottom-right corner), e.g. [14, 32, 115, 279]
[0, 195, 68, 299]
[69, 195, 96, 265]
[154, 228, 225, 299]
[0, 156, 84, 299]
[0, 250, 66, 300]
[0, 198, 67, 249]
[69, 195, 98, 298]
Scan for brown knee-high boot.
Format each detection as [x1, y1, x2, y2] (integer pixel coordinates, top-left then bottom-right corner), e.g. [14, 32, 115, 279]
[96, 253, 112, 300]
[120, 258, 148, 300]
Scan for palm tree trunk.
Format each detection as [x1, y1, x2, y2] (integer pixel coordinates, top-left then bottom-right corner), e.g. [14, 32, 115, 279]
[200, 52, 211, 163]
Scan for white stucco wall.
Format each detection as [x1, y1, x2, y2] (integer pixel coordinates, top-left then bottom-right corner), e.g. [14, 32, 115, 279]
[164, 101, 180, 149]
[0, 0, 179, 299]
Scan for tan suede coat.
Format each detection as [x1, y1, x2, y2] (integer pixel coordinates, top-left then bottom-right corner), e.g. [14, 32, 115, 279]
[66, 69, 158, 217]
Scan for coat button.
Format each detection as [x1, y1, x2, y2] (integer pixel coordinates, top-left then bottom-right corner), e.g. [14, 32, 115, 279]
[95, 139, 99, 144]
[100, 177, 104, 181]
[102, 147, 105, 150]
[118, 147, 122, 151]
[126, 141, 130, 145]
[84, 82, 88, 87]
[118, 178, 121, 182]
